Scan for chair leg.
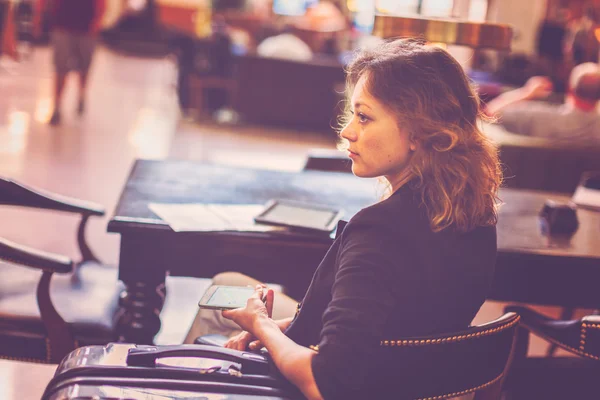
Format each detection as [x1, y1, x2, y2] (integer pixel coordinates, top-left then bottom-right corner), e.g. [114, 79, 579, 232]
[546, 307, 575, 356]
[77, 215, 100, 263]
[513, 325, 530, 364]
[37, 271, 76, 362]
[501, 326, 530, 400]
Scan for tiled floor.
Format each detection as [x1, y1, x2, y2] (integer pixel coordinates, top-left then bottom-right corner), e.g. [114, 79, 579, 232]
[0, 46, 582, 399]
[0, 46, 337, 399]
[0, 359, 56, 400]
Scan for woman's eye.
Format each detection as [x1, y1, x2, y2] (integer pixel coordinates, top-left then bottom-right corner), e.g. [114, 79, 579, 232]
[357, 113, 369, 123]
[349, 110, 369, 123]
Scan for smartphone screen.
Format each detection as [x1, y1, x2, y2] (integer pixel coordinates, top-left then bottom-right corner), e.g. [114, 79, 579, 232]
[201, 286, 255, 309]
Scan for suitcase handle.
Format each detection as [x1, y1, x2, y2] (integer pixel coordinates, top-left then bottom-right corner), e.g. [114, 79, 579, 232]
[126, 344, 270, 374]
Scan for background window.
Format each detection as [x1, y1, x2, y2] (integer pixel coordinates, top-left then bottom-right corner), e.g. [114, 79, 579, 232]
[376, 0, 419, 15]
[421, 0, 453, 17]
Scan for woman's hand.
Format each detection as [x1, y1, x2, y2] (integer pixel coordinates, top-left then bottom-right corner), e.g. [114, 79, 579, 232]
[224, 287, 321, 399]
[226, 315, 295, 351]
[224, 330, 266, 351]
[224, 330, 255, 351]
[222, 285, 274, 334]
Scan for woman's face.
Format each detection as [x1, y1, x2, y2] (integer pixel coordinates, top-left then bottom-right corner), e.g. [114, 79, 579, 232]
[340, 74, 415, 190]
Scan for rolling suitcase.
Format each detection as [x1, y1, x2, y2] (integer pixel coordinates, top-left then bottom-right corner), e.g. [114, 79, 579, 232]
[42, 343, 302, 400]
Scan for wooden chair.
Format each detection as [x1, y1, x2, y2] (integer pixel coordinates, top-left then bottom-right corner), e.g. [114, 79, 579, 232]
[0, 178, 122, 363]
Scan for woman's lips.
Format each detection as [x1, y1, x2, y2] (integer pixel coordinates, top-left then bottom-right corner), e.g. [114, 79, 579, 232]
[348, 150, 359, 158]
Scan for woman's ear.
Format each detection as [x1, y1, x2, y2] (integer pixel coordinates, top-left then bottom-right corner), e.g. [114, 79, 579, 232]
[408, 132, 418, 152]
[409, 140, 417, 152]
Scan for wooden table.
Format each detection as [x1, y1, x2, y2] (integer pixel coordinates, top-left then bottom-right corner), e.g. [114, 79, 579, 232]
[108, 159, 600, 344]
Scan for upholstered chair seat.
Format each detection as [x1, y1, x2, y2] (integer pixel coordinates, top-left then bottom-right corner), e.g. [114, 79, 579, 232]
[0, 259, 123, 362]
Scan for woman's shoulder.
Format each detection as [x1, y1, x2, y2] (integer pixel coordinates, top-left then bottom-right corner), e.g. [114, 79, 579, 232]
[343, 185, 425, 239]
[346, 184, 497, 242]
[351, 185, 423, 225]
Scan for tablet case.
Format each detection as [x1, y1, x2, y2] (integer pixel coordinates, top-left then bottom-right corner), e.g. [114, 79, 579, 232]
[254, 199, 343, 234]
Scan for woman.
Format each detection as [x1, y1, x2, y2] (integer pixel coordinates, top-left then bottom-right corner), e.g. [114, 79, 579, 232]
[185, 38, 501, 399]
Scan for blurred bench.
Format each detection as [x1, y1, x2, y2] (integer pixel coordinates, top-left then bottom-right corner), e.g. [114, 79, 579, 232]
[483, 123, 600, 194]
[234, 53, 345, 132]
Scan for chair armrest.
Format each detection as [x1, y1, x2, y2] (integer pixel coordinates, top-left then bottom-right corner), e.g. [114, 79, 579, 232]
[0, 178, 104, 216]
[505, 305, 578, 333]
[505, 305, 600, 361]
[0, 237, 73, 273]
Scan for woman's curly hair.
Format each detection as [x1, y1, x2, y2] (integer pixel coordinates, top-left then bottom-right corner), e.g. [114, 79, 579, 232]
[341, 38, 502, 232]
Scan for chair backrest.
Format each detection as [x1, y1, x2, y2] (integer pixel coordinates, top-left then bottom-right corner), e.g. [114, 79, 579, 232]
[378, 312, 520, 399]
[0, 177, 105, 263]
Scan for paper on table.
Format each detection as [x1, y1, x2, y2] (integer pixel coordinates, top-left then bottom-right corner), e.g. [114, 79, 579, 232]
[572, 186, 600, 211]
[148, 203, 285, 233]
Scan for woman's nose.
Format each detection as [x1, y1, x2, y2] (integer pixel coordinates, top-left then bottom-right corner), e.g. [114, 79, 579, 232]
[340, 121, 357, 141]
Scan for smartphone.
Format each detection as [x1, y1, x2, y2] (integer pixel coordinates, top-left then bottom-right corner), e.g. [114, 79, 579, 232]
[198, 285, 261, 310]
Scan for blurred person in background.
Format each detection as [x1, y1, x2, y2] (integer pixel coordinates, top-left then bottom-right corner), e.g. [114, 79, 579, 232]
[15, 0, 37, 55]
[298, 0, 348, 55]
[536, 7, 570, 91]
[102, 0, 159, 41]
[257, 24, 313, 61]
[486, 62, 600, 144]
[37, 0, 105, 125]
[303, 1, 347, 32]
[564, 4, 600, 66]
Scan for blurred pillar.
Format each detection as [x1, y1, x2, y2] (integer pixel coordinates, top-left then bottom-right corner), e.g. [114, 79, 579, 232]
[1, 0, 18, 60]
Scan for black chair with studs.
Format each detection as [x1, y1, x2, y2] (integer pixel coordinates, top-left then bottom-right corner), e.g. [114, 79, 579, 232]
[196, 312, 521, 399]
[0, 178, 123, 363]
[502, 305, 600, 400]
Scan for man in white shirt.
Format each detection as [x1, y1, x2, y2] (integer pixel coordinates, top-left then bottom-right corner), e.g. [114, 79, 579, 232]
[486, 62, 600, 144]
[257, 32, 313, 62]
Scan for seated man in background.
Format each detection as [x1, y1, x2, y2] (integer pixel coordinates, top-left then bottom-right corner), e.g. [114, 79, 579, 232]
[256, 27, 313, 62]
[486, 62, 600, 144]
